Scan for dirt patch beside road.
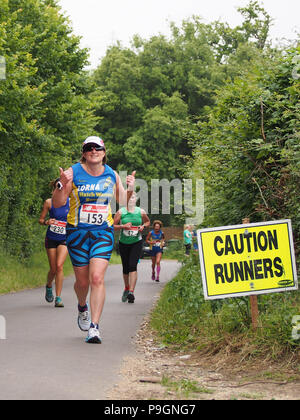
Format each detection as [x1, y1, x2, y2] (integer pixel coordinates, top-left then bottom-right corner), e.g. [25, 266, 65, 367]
[107, 316, 300, 400]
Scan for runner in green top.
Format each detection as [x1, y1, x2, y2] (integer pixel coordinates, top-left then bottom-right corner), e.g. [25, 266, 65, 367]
[183, 224, 193, 256]
[114, 193, 150, 303]
[119, 206, 143, 244]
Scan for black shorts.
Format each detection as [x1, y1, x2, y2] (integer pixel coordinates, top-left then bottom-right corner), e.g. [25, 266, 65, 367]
[119, 240, 143, 275]
[185, 244, 191, 255]
[45, 237, 67, 249]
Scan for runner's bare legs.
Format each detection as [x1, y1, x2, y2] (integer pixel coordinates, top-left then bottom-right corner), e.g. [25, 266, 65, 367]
[73, 258, 108, 324]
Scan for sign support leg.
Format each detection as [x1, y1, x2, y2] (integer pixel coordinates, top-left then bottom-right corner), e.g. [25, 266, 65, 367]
[243, 217, 259, 330]
[249, 295, 259, 330]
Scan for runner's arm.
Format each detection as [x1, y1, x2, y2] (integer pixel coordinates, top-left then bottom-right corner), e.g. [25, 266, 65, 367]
[161, 232, 165, 247]
[113, 210, 122, 230]
[139, 210, 150, 232]
[39, 199, 52, 226]
[113, 210, 133, 231]
[114, 171, 135, 206]
[52, 167, 73, 208]
[145, 232, 153, 245]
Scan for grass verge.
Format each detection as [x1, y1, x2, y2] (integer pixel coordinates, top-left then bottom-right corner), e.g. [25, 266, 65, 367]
[161, 376, 214, 398]
[0, 249, 121, 295]
[150, 252, 300, 371]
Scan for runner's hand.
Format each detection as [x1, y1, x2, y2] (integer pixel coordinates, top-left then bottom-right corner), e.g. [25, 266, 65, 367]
[59, 167, 73, 189]
[126, 171, 136, 191]
[44, 218, 56, 226]
[123, 222, 133, 230]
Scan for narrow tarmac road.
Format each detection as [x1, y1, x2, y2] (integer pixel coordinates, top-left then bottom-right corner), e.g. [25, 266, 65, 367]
[0, 259, 180, 400]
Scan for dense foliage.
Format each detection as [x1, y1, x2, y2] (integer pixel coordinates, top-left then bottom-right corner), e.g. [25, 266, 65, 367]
[189, 46, 300, 260]
[0, 0, 97, 257]
[92, 1, 273, 182]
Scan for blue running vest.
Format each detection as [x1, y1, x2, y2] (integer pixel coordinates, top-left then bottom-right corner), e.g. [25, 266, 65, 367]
[67, 163, 116, 230]
[46, 199, 69, 241]
[150, 230, 164, 247]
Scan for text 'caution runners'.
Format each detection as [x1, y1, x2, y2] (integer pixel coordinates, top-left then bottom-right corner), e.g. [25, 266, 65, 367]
[197, 219, 298, 300]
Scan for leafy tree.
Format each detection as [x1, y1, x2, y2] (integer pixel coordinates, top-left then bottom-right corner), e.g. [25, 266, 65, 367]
[92, 45, 145, 168]
[189, 45, 300, 258]
[0, 0, 97, 257]
[124, 92, 189, 181]
[92, 1, 273, 181]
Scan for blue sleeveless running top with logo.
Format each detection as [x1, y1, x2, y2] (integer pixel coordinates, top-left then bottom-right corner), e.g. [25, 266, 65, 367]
[46, 198, 69, 241]
[67, 163, 116, 230]
[150, 230, 164, 246]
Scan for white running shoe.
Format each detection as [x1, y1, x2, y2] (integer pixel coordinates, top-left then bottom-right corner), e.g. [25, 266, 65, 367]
[77, 306, 90, 331]
[86, 326, 102, 344]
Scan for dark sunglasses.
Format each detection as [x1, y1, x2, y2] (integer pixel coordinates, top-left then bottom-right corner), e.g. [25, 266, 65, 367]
[83, 144, 105, 152]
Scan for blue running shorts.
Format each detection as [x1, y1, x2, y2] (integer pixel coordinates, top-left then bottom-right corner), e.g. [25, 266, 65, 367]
[150, 246, 163, 257]
[66, 225, 114, 267]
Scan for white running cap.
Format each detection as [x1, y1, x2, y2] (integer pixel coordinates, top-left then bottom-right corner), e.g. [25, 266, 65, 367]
[82, 136, 105, 149]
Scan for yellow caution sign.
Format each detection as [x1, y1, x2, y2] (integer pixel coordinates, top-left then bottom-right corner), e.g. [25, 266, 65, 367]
[197, 219, 298, 300]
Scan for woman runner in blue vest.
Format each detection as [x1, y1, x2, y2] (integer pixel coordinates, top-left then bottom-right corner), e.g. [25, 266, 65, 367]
[52, 136, 135, 344]
[39, 178, 70, 307]
[146, 220, 165, 282]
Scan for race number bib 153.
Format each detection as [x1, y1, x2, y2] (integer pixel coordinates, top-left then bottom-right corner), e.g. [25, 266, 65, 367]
[49, 221, 67, 235]
[80, 204, 109, 225]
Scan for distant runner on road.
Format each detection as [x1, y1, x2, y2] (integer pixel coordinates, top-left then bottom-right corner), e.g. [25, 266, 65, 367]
[146, 220, 165, 282]
[39, 178, 69, 308]
[52, 136, 135, 344]
[183, 224, 193, 256]
[114, 192, 150, 304]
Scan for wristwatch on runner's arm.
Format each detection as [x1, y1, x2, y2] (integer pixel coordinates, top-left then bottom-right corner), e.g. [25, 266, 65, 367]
[56, 181, 63, 190]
